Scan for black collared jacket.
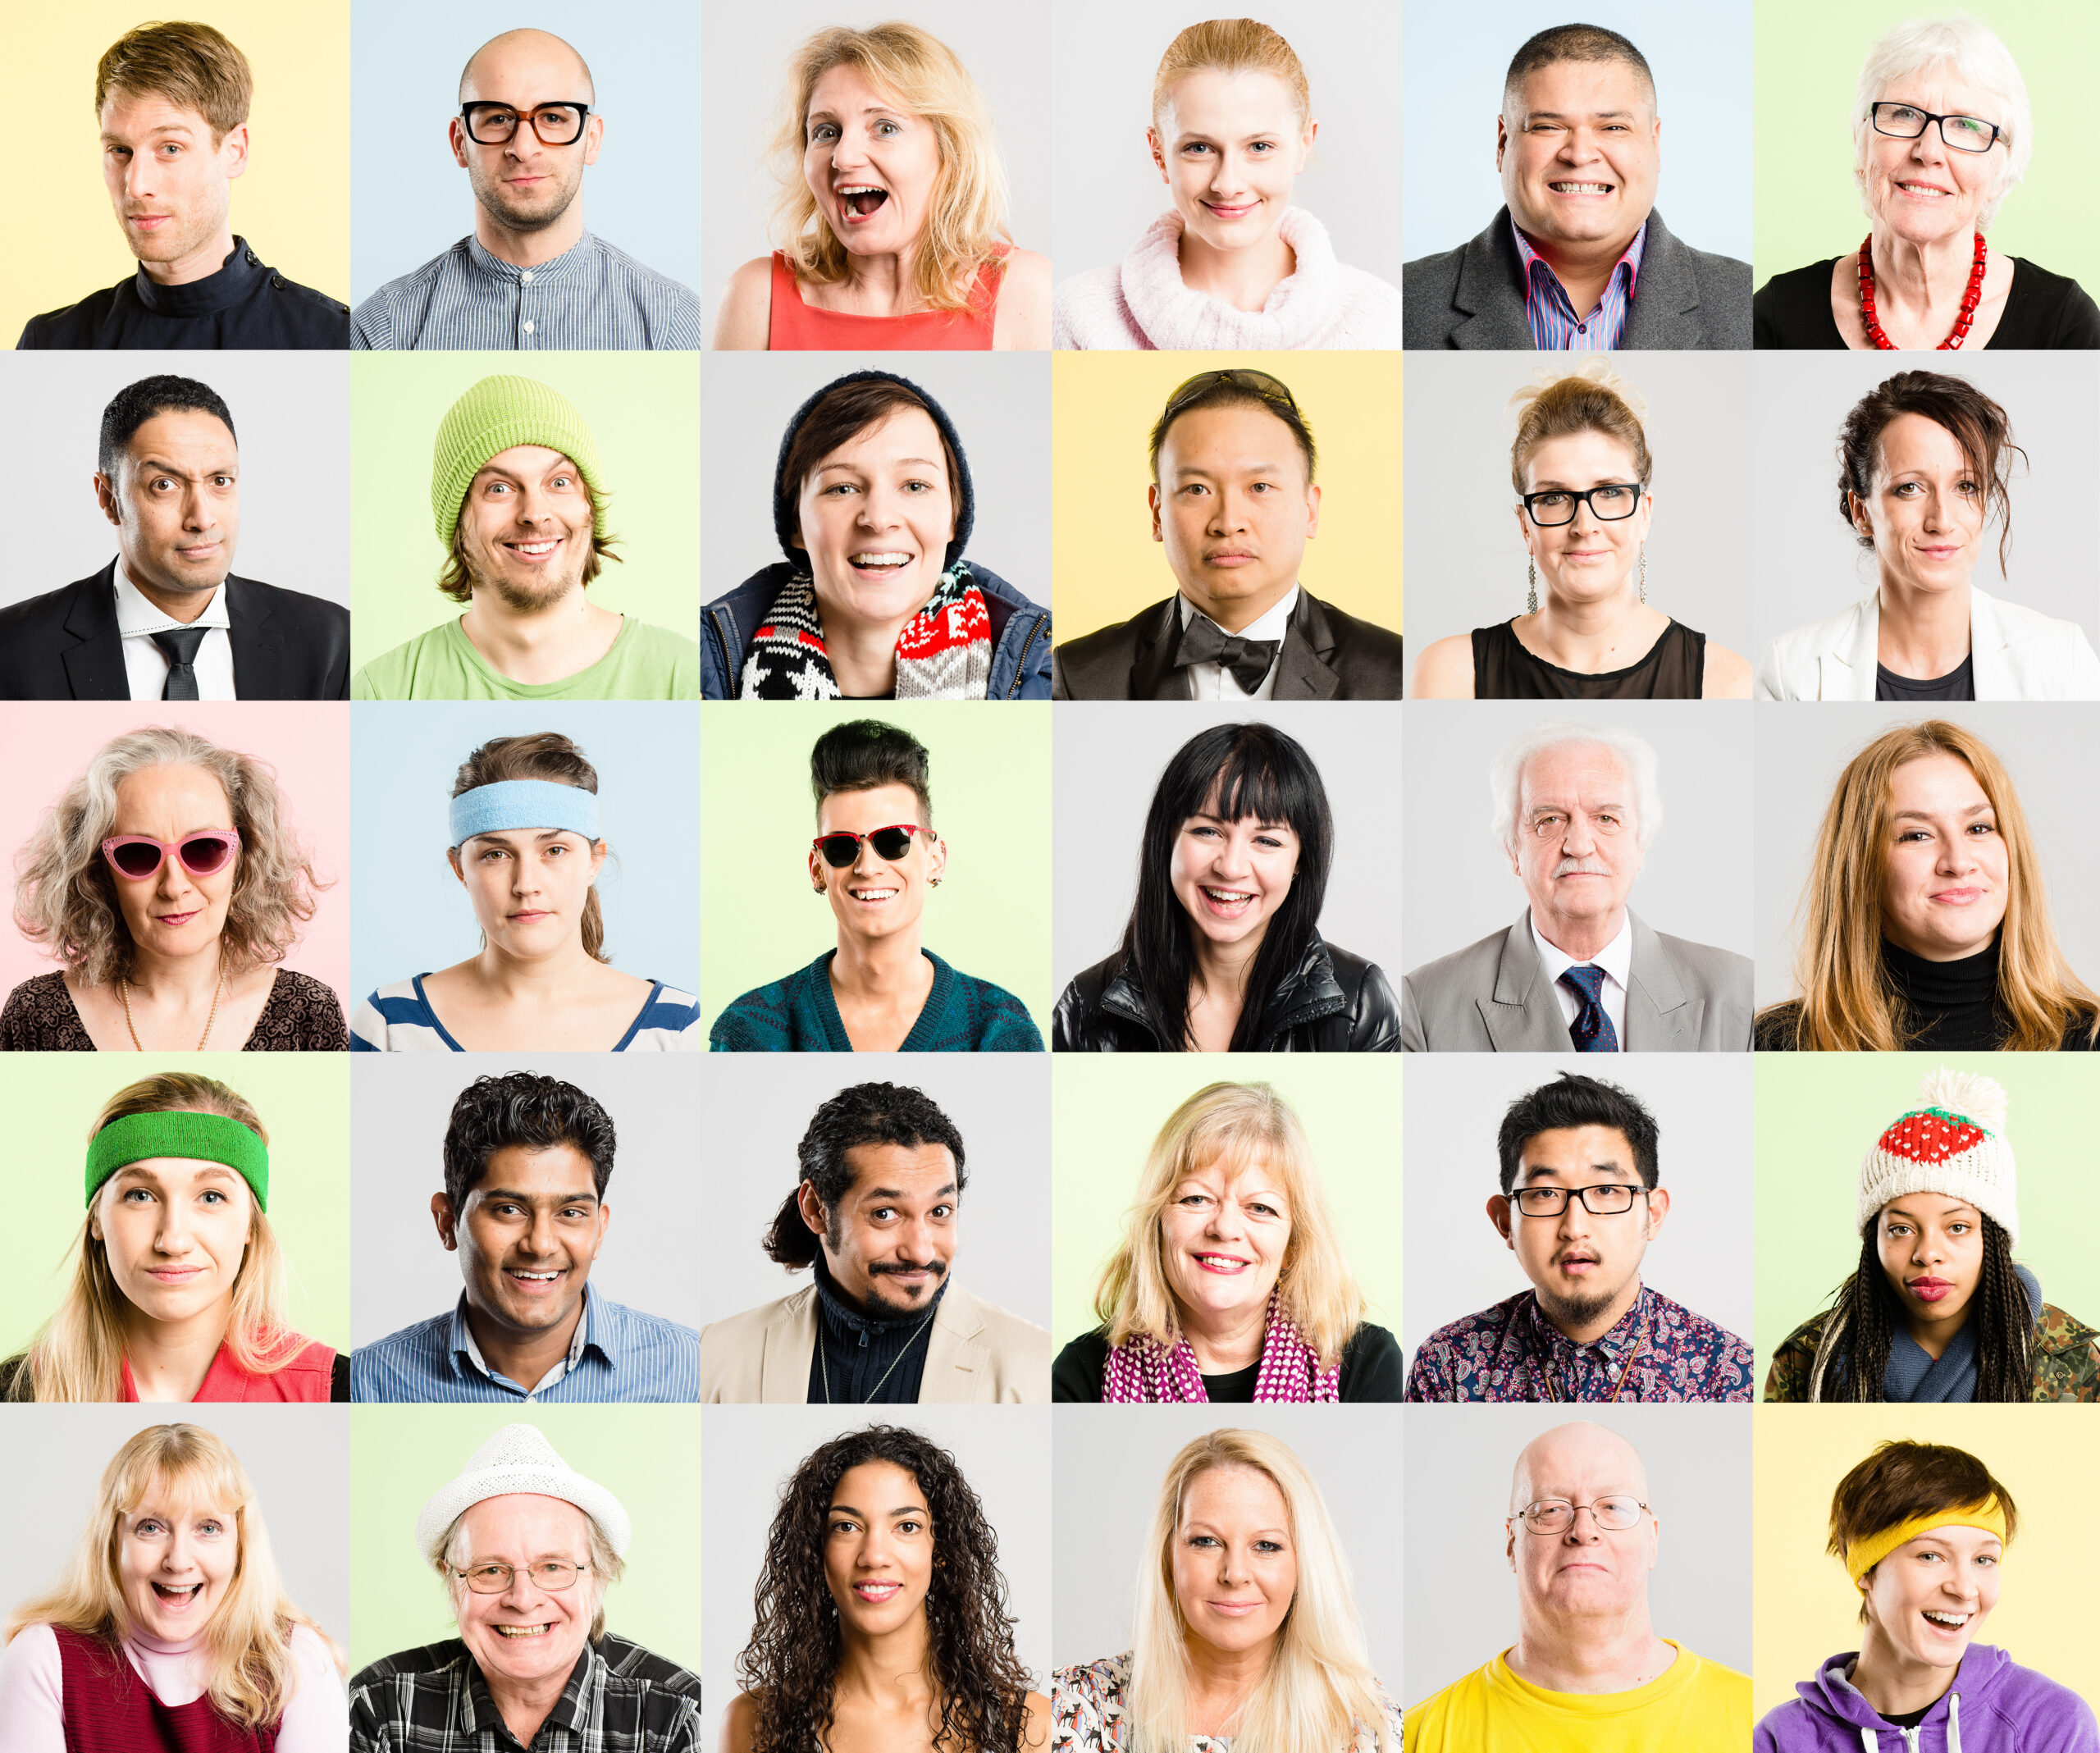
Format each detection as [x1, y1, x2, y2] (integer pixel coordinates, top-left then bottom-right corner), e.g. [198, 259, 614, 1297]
[1051, 587, 1403, 700]
[17, 235, 348, 349]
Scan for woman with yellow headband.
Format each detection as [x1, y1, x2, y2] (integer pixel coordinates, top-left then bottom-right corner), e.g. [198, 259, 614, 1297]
[1753, 1440, 2098, 1750]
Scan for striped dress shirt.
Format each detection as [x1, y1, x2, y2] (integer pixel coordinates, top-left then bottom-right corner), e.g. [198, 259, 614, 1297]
[352, 1290, 701, 1403]
[1510, 216, 1648, 349]
[351, 232, 702, 350]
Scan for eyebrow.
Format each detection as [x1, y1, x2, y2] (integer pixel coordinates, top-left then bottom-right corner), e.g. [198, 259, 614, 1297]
[103, 123, 201, 144]
[133, 455, 236, 477]
[473, 1186, 599, 1206]
[807, 103, 904, 123]
[1889, 805, 1991, 822]
[466, 829, 572, 845]
[1517, 1164, 1629, 1183]
[815, 458, 945, 474]
[1189, 811, 1293, 830]
[1174, 461, 1290, 477]
[1525, 107, 1637, 122]
[828, 1501, 929, 1517]
[1527, 477, 1634, 491]
[860, 1182, 957, 1201]
[116, 1162, 239, 1185]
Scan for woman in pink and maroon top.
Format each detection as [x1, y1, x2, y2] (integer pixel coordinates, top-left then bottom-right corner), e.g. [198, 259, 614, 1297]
[0, 1072, 343, 1402]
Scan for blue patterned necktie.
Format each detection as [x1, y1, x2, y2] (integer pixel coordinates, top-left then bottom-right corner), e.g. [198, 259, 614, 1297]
[1559, 964, 1618, 1052]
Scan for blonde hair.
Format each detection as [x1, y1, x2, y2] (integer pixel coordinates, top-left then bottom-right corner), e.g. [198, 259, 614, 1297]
[7, 1075, 304, 1403]
[1094, 1083, 1363, 1367]
[95, 21, 252, 140]
[1762, 719, 2099, 1051]
[1151, 18, 1311, 124]
[1508, 359, 1652, 493]
[769, 22, 1011, 313]
[1126, 1430, 1391, 1753]
[437, 1506, 626, 1643]
[3, 1424, 340, 1727]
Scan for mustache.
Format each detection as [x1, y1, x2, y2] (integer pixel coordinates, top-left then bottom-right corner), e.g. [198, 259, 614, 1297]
[870, 1258, 947, 1277]
[1554, 857, 1612, 876]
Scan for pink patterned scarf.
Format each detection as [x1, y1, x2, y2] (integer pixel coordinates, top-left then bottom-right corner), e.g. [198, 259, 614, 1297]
[1101, 1292, 1340, 1404]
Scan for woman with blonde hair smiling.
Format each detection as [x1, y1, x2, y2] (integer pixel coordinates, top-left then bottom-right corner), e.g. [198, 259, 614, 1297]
[1051, 1082, 1399, 1401]
[0, 1422, 345, 1752]
[1052, 1427, 1399, 1750]
[713, 21, 1050, 349]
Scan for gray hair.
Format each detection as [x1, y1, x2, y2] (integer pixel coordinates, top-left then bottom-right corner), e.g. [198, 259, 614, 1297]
[436, 1504, 627, 1643]
[1489, 722, 1663, 855]
[1852, 16, 2031, 230]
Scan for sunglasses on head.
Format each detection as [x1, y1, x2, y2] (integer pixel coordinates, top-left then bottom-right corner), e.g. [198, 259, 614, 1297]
[810, 824, 930, 868]
[101, 830, 242, 881]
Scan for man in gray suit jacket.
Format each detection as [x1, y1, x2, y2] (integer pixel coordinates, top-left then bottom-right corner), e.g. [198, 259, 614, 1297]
[1402, 722, 1752, 1051]
[1402, 23, 1750, 350]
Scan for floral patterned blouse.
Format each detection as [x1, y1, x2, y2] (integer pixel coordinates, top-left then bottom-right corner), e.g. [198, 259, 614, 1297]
[1052, 1653, 1401, 1751]
[0, 969, 348, 1051]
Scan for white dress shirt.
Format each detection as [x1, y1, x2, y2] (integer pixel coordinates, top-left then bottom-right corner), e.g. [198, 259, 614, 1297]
[1176, 586, 1299, 701]
[1531, 911, 1632, 1050]
[115, 564, 236, 701]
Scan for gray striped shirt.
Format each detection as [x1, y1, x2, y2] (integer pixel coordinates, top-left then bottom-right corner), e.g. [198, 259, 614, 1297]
[352, 231, 702, 349]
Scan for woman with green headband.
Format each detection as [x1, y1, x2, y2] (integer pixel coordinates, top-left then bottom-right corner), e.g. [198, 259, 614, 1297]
[0, 1072, 341, 1402]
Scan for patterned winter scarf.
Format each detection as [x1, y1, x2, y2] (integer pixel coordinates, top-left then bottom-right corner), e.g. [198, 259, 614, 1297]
[740, 564, 993, 700]
[1101, 1291, 1340, 1403]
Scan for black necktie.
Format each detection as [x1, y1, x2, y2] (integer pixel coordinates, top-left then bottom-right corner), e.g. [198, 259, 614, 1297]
[151, 628, 208, 701]
[1174, 614, 1280, 692]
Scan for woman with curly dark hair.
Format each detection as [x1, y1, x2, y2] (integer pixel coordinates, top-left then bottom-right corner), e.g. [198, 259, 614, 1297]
[720, 1424, 1048, 1751]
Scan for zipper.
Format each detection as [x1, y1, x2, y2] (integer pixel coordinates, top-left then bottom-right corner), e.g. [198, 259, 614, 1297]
[1003, 614, 1046, 697]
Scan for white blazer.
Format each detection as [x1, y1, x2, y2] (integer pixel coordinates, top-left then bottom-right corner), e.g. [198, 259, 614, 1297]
[1755, 586, 2100, 701]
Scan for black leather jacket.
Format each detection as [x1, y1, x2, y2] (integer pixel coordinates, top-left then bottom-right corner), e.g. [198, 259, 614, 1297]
[1052, 935, 1402, 1052]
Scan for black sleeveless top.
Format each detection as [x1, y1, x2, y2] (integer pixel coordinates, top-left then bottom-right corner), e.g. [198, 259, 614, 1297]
[1470, 618, 1707, 698]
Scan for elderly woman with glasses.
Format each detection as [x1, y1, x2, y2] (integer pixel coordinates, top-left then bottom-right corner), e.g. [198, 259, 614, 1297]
[1754, 16, 2100, 349]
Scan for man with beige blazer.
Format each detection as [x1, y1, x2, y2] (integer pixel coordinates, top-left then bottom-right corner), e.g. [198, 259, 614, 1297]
[700, 1081, 1049, 1403]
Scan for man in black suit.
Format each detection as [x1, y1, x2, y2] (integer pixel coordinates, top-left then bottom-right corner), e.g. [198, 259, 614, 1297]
[0, 376, 349, 701]
[1053, 367, 1403, 701]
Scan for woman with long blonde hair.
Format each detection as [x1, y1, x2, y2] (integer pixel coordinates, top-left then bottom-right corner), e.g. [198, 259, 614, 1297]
[0, 1073, 341, 1402]
[0, 1422, 345, 1751]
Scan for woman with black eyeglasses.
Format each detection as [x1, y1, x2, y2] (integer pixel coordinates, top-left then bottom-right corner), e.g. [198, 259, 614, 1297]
[710, 719, 1043, 1052]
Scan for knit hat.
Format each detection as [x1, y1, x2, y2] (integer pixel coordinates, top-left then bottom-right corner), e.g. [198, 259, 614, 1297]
[431, 376, 610, 549]
[771, 370, 975, 571]
[1858, 1068, 2018, 1246]
[415, 1423, 632, 1564]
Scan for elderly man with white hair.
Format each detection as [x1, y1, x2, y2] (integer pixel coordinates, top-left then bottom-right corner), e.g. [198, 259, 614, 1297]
[348, 1423, 700, 1753]
[1399, 721, 1751, 1051]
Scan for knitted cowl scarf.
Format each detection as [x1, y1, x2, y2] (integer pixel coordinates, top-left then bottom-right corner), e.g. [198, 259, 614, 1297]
[1101, 1290, 1340, 1403]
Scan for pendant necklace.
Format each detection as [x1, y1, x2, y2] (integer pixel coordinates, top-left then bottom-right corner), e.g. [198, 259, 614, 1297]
[120, 956, 226, 1051]
[820, 1305, 939, 1404]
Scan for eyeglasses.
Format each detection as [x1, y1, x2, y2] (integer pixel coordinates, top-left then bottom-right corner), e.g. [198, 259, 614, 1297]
[1521, 484, 1643, 527]
[1159, 367, 1303, 427]
[811, 824, 932, 867]
[1870, 102, 2003, 153]
[1510, 1495, 1649, 1536]
[460, 102, 592, 145]
[451, 1559, 589, 1594]
[100, 830, 241, 881]
[1512, 1183, 1650, 1217]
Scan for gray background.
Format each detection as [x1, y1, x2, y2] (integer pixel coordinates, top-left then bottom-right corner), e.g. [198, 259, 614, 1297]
[1750, 354, 2100, 663]
[4, 1404, 349, 1649]
[1401, 699, 1755, 971]
[1402, 1402, 1751, 1706]
[1052, 703, 1404, 997]
[703, 1404, 1051, 1704]
[1048, 1, 1405, 286]
[349, 0, 704, 306]
[692, 1054, 1052, 1331]
[1399, 0, 1755, 262]
[1051, 1405, 1402, 1683]
[1402, 352, 1755, 677]
[1401, 1054, 1755, 1361]
[351, 1053, 706, 1345]
[699, 352, 1049, 605]
[0, 352, 350, 611]
[1755, 702, 2100, 1007]
[699, 2, 1054, 331]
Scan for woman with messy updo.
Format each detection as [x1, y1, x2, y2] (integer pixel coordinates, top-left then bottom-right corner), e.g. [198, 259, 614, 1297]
[720, 1425, 1048, 1752]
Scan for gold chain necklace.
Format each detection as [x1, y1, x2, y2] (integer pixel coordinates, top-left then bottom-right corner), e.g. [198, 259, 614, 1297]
[120, 957, 226, 1051]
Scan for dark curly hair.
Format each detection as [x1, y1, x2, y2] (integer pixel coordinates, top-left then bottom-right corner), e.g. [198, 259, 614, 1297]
[734, 1425, 1033, 1753]
[441, 1072, 617, 1208]
[765, 1083, 968, 1269]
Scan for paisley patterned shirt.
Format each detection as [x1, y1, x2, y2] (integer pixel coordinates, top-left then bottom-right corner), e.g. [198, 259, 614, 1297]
[1764, 1303, 2100, 1402]
[1052, 1653, 1400, 1751]
[1404, 1285, 1755, 1403]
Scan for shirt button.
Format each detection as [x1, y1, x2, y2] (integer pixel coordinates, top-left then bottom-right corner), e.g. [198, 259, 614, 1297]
[1577, 323, 1587, 333]
[523, 320, 534, 335]
[522, 272, 534, 284]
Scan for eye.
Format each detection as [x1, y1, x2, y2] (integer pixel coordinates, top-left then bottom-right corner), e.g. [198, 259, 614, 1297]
[1178, 1194, 1212, 1208]
[1254, 1538, 1284, 1552]
[135, 1519, 166, 1536]
[895, 1518, 924, 1535]
[904, 477, 934, 494]
[1186, 1533, 1219, 1548]
[1948, 1221, 1971, 1234]
[559, 1205, 589, 1220]
[875, 120, 901, 136]
[199, 1189, 226, 1205]
[829, 1517, 861, 1536]
[821, 482, 858, 496]
[1966, 820, 1997, 836]
[550, 474, 573, 489]
[810, 123, 839, 144]
[490, 1201, 523, 1217]
[122, 1186, 155, 1203]
[870, 1205, 896, 1221]
[1249, 1200, 1281, 1218]
[198, 1520, 224, 1536]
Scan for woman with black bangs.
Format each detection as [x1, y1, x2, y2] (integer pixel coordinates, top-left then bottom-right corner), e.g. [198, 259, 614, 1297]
[1051, 723, 1399, 1052]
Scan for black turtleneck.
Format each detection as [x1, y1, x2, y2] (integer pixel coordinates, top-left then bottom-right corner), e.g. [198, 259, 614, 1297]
[1757, 935, 2098, 1050]
[806, 1255, 948, 1405]
[17, 235, 348, 350]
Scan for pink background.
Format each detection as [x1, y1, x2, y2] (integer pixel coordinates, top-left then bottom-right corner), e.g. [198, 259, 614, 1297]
[0, 703, 351, 1007]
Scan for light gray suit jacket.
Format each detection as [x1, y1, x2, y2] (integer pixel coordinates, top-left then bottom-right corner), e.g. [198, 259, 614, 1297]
[1399, 908, 1753, 1052]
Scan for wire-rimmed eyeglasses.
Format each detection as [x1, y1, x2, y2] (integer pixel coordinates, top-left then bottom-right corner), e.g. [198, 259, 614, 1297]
[1870, 102, 2003, 153]
[1521, 484, 1643, 527]
[1510, 1183, 1650, 1217]
[460, 102, 592, 145]
[1509, 1496, 1649, 1536]
[450, 1559, 590, 1594]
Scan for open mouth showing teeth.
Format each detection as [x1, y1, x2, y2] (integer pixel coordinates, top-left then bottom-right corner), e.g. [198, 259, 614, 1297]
[839, 185, 889, 216]
[850, 552, 912, 570]
[1196, 1253, 1248, 1271]
[1923, 1611, 1970, 1627]
[850, 888, 897, 902]
[153, 1582, 203, 1601]
[1550, 181, 1614, 194]
[509, 1271, 560, 1281]
[506, 540, 558, 556]
[1203, 888, 1255, 905]
[496, 1625, 550, 1637]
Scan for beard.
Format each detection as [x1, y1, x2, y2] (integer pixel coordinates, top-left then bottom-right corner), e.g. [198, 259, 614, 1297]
[466, 528, 588, 612]
[469, 159, 584, 235]
[1536, 1284, 1622, 1330]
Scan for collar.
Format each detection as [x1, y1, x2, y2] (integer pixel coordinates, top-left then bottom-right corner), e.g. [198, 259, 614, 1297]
[450, 1288, 601, 1381]
[1176, 585, 1299, 644]
[461, 1640, 600, 1742]
[131, 236, 267, 317]
[1524, 1283, 1653, 1362]
[1881, 934, 2000, 1008]
[466, 231, 596, 285]
[113, 562, 230, 635]
[812, 1253, 952, 1338]
[1529, 911, 1633, 990]
[1509, 216, 1649, 298]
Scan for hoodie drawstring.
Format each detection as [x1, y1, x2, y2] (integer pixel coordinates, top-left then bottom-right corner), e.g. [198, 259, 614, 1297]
[1948, 1691, 1961, 1753]
[1856, 1692, 1961, 1753]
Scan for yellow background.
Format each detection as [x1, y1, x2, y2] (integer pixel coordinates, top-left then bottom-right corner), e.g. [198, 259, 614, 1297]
[7, 2, 351, 345]
[1753, 1405, 2100, 1720]
[1051, 351, 1402, 642]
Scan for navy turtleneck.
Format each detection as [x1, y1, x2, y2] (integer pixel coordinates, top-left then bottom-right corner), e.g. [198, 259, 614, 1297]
[16, 235, 348, 350]
[805, 1254, 948, 1405]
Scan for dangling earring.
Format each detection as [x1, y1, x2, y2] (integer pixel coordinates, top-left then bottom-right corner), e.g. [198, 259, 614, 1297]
[1526, 559, 1538, 617]
[1637, 544, 1648, 605]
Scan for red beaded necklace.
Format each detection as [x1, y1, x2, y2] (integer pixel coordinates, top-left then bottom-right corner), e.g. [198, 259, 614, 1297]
[1856, 232, 1988, 349]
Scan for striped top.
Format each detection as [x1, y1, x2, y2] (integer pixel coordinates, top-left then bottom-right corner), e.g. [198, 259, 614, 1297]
[350, 974, 701, 1052]
[1511, 216, 1648, 350]
[352, 1290, 700, 1404]
[351, 231, 703, 350]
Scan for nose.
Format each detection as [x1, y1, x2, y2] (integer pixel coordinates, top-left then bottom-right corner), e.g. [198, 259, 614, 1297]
[153, 856, 197, 902]
[1560, 813, 1598, 857]
[830, 126, 870, 172]
[1561, 1505, 1608, 1542]
[521, 1206, 559, 1258]
[496, 1567, 549, 1608]
[154, 1198, 195, 1254]
[1208, 488, 1250, 534]
[856, 482, 902, 531]
[1555, 1197, 1594, 1239]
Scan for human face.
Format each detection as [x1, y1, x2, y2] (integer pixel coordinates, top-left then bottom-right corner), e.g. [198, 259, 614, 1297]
[1159, 1157, 1290, 1335]
[450, 821, 606, 961]
[1491, 1126, 1666, 1332]
[99, 90, 244, 279]
[97, 411, 241, 606]
[453, 32, 601, 233]
[1516, 431, 1652, 608]
[803, 64, 941, 260]
[436, 1143, 608, 1340]
[1171, 1465, 1297, 1660]
[1851, 414, 1984, 600]
[107, 764, 240, 963]
[1860, 1523, 2001, 1673]
[794, 409, 957, 635]
[1498, 60, 1659, 251]
[1876, 1195, 1987, 1342]
[806, 1142, 957, 1317]
[1152, 404, 1320, 632]
[810, 782, 945, 947]
[1149, 70, 1314, 254]
[1507, 1423, 1658, 1622]
[119, 1491, 238, 1641]
[1865, 71, 2004, 249]
[1170, 786, 1299, 957]
[824, 1461, 934, 1637]
[1509, 743, 1642, 946]
[452, 1496, 595, 1687]
[91, 1157, 254, 1330]
[457, 446, 594, 612]
[1879, 754, 2007, 961]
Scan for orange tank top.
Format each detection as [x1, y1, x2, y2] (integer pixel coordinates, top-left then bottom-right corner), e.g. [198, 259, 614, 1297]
[767, 249, 1003, 350]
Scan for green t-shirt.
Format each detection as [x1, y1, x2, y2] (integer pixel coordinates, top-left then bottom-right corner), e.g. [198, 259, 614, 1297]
[351, 614, 701, 701]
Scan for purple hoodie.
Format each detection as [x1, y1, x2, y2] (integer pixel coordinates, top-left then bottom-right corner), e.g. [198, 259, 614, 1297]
[1755, 1646, 2099, 1751]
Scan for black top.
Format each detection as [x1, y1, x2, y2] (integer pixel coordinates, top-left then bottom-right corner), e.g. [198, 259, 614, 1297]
[1754, 256, 2100, 349]
[1877, 653, 1976, 701]
[1051, 1323, 1405, 1403]
[805, 1256, 943, 1404]
[1755, 936, 2100, 1051]
[1470, 617, 1707, 699]
[1053, 588, 1404, 701]
[18, 236, 348, 350]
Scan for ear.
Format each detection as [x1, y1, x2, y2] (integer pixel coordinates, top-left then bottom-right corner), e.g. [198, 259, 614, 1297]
[448, 847, 466, 886]
[922, 833, 947, 887]
[1303, 481, 1322, 540]
[582, 112, 604, 167]
[1149, 482, 1164, 543]
[94, 471, 121, 528]
[587, 838, 609, 881]
[594, 1201, 612, 1244]
[1300, 116, 1319, 163]
[450, 116, 471, 169]
[1487, 1194, 1515, 1249]
[432, 1191, 459, 1252]
[797, 1180, 829, 1238]
[1147, 125, 1166, 181]
[809, 847, 828, 891]
[1848, 490, 1874, 541]
[1642, 1185, 1671, 1238]
[1495, 113, 1509, 172]
[218, 123, 249, 181]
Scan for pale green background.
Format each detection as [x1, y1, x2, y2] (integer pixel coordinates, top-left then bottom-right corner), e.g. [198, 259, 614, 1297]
[1753, 1053, 2100, 1384]
[346, 1404, 700, 1673]
[1051, 1056, 1402, 1352]
[0, 1055, 349, 1365]
[349, 354, 701, 669]
[697, 701, 1052, 1042]
[1754, 0, 2100, 294]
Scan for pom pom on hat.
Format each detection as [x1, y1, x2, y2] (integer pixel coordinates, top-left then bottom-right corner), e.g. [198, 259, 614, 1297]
[415, 1422, 631, 1565]
[1857, 1066, 2018, 1246]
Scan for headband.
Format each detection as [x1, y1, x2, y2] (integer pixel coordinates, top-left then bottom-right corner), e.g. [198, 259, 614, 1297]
[448, 780, 600, 848]
[1844, 1500, 2010, 1584]
[85, 1112, 269, 1210]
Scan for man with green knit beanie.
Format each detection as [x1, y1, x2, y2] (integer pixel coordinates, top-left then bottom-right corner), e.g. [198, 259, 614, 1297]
[352, 373, 698, 699]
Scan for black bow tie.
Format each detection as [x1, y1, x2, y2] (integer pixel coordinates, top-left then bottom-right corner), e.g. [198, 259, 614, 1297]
[1174, 614, 1280, 692]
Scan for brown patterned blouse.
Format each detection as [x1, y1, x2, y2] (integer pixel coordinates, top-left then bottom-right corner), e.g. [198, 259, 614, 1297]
[0, 970, 349, 1051]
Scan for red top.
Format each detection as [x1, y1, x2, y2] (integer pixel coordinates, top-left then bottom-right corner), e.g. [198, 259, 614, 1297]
[121, 1337, 335, 1404]
[56, 1627, 279, 1753]
[767, 249, 1003, 350]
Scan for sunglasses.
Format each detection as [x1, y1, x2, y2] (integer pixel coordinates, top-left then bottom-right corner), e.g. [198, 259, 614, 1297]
[810, 824, 931, 868]
[101, 830, 242, 881]
[1160, 367, 1303, 424]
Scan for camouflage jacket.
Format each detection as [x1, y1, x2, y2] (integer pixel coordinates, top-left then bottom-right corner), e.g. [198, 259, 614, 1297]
[1764, 1304, 2100, 1403]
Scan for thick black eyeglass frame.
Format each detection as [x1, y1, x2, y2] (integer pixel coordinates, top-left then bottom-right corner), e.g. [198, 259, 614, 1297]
[1869, 102, 2003, 153]
[1510, 1183, 1651, 1217]
[1520, 483, 1644, 527]
[460, 102, 593, 145]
